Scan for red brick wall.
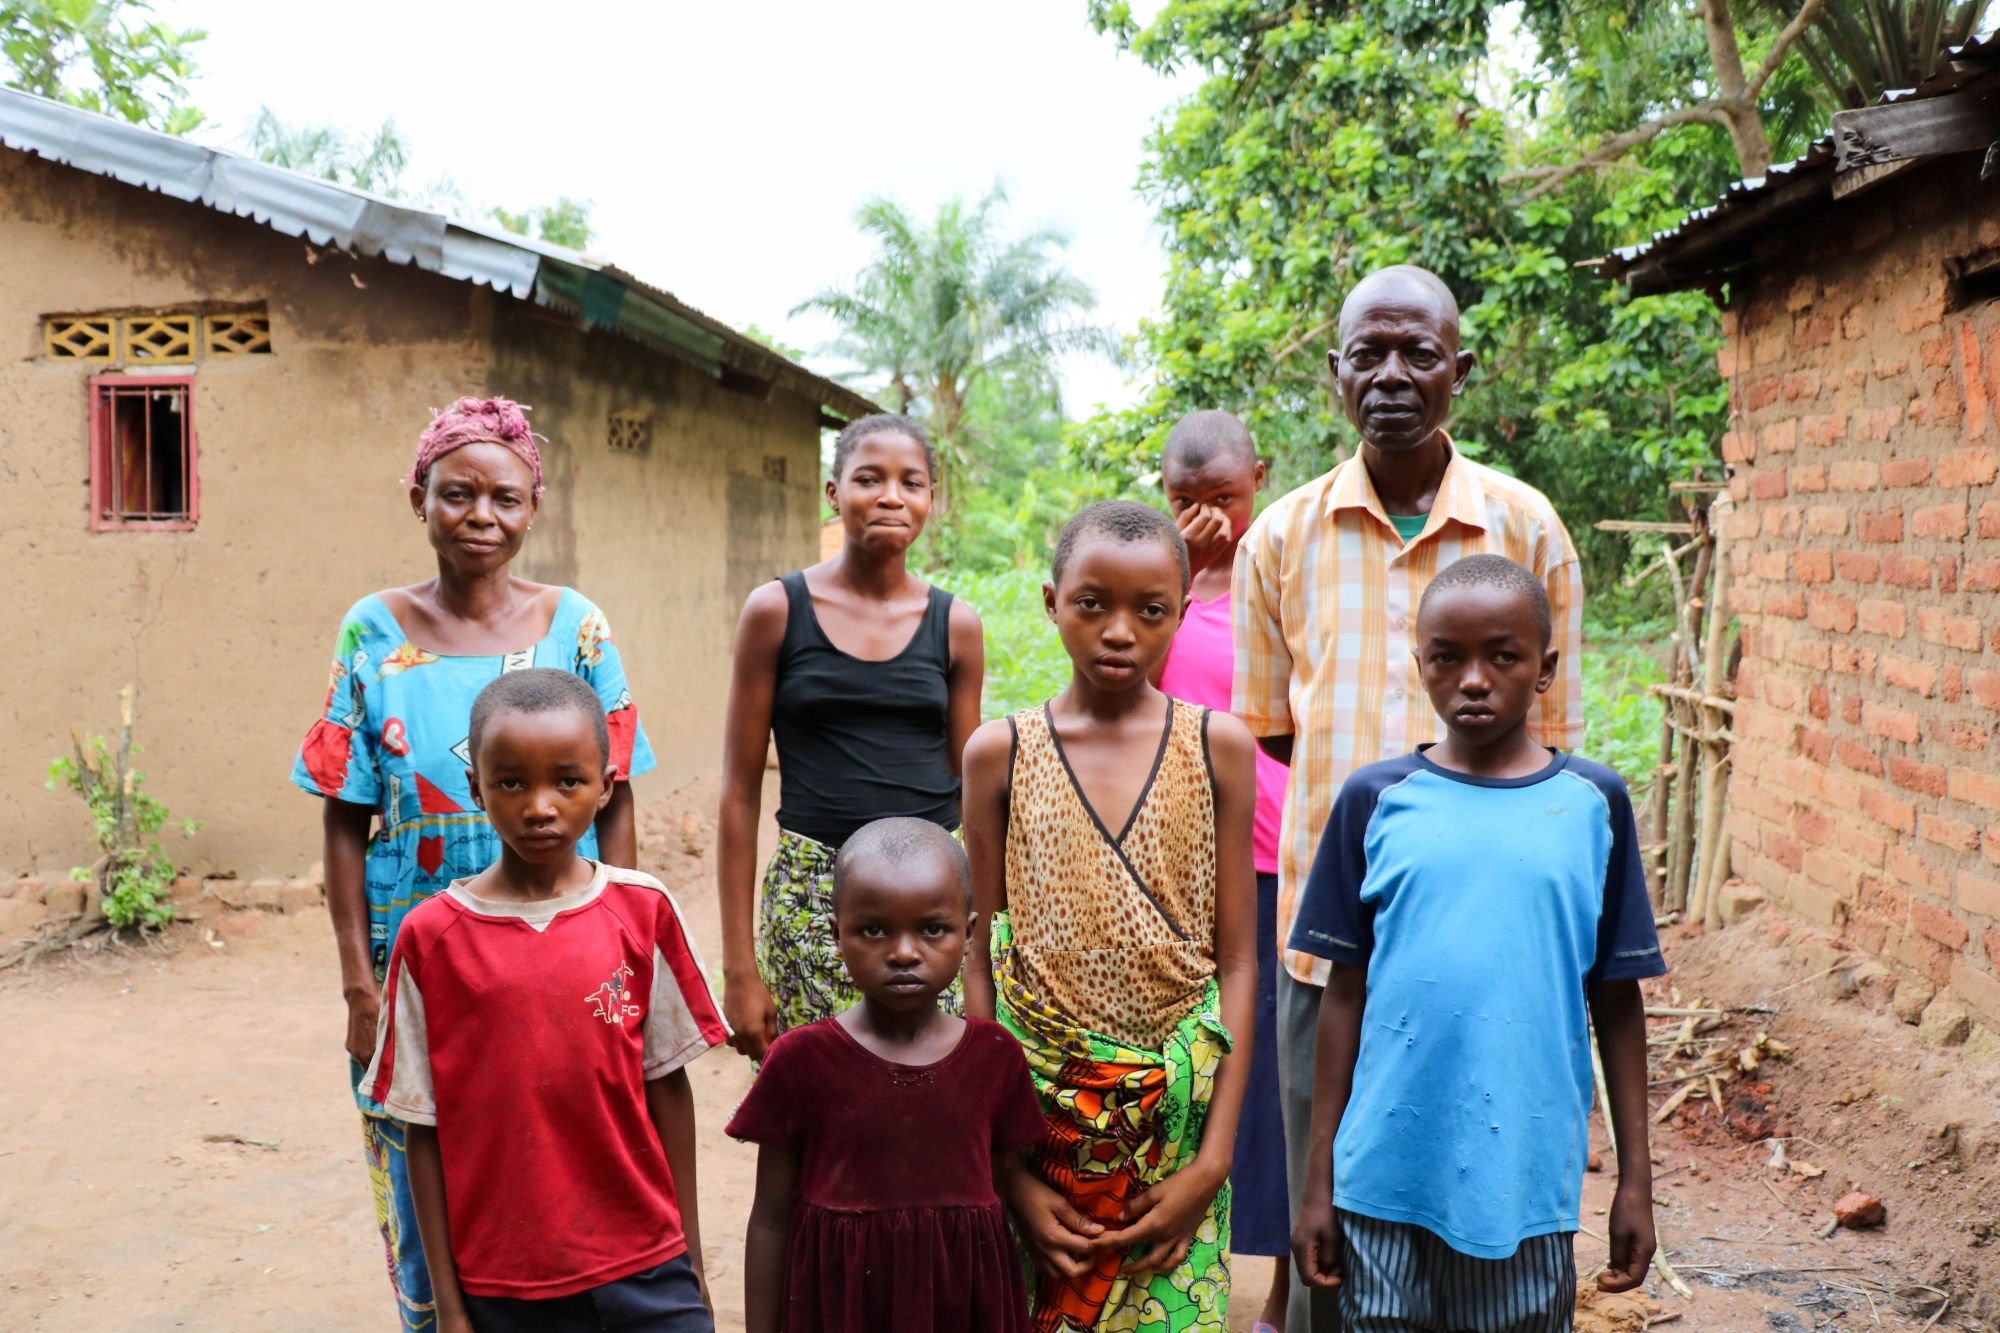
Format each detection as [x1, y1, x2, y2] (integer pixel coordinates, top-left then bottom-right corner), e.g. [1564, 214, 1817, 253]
[1721, 161, 2000, 1023]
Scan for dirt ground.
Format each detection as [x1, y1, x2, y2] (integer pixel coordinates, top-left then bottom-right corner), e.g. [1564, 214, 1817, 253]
[3, 780, 1996, 1332]
[1580, 916, 2000, 1333]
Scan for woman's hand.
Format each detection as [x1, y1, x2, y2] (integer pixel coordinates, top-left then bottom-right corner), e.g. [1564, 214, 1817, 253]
[1176, 503, 1233, 576]
[723, 974, 779, 1060]
[344, 986, 382, 1067]
[1006, 1165, 1102, 1279]
[1096, 1161, 1225, 1280]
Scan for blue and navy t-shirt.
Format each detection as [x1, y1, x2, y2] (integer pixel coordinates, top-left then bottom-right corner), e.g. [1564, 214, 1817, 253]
[1287, 747, 1665, 1259]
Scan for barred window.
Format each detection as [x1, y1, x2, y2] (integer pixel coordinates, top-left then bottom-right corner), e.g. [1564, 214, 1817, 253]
[90, 374, 198, 531]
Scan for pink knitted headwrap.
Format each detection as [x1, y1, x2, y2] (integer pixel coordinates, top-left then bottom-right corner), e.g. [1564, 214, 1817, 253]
[412, 397, 546, 501]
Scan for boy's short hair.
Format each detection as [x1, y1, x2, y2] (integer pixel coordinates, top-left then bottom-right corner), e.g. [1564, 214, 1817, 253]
[832, 817, 973, 913]
[1162, 410, 1256, 474]
[468, 669, 610, 767]
[1051, 500, 1191, 594]
[1417, 554, 1552, 646]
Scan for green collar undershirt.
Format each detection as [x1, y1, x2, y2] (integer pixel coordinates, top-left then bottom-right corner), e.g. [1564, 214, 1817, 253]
[1387, 512, 1429, 542]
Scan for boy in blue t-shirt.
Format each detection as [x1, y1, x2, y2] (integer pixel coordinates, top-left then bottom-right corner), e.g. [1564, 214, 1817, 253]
[1289, 554, 1663, 1331]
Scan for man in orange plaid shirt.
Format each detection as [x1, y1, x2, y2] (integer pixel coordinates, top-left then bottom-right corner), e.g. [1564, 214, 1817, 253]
[1231, 265, 1585, 1331]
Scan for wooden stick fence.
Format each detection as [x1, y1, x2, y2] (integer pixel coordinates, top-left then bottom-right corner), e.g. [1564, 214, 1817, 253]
[1600, 487, 1738, 924]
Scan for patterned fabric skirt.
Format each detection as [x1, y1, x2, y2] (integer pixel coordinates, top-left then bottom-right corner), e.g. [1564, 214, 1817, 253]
[362, 1108, 436, 1332]
[756, 828, 961, 1037]
[991, 911, 1232, 1333]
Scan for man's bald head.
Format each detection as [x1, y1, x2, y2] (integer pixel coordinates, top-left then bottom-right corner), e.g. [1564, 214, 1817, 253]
[1338, 265, 1462, 346]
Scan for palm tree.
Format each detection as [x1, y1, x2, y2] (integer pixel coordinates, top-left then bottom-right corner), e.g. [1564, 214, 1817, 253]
[1756, 0, 1993, 108]
[793, 187, 1114, 509]
[246, 106, 410, 196]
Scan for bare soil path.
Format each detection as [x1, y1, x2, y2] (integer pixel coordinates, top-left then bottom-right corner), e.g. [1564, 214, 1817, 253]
[3, 783, 1995, 1331]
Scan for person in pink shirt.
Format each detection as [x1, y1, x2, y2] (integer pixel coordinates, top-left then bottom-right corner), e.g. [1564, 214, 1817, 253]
[1155, 410, 1291, 1333]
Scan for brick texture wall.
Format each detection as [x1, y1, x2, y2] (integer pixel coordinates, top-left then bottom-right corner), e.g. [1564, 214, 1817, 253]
[1721, 160, 2000, 1024]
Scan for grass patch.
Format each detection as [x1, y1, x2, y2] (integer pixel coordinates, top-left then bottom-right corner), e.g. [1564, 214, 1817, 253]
[929, 567, 1071, 720]
[1579, 632, 1666, 803]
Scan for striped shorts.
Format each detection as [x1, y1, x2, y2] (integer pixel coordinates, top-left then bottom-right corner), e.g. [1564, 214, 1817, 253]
[1339, 1210, 1576, 1333]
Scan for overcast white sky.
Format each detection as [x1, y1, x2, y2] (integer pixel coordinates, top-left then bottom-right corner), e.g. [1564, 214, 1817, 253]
[156, 0, 1195, 414]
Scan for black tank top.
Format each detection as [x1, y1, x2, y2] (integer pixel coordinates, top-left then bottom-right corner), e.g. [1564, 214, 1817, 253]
[769, 571, 960, 846]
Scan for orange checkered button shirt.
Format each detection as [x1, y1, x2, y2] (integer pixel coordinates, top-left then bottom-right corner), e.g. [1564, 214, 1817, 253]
[1232, 441, 1587, 985]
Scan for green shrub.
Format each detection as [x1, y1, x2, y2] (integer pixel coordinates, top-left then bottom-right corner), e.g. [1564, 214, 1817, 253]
[46, 692, 200, 930]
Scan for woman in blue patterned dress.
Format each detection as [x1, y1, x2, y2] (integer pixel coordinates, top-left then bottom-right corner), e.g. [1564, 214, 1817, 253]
[291, 398, 656, 1332]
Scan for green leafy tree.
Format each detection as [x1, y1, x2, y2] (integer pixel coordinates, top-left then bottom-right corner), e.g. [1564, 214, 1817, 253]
[793, 187, 1116, 511]
[739, 323, 809, 360]
[1515, 0, 1994, 194]
[1078, 0, 1818, 584]
[489, 196, 595, 250]
[0, 0, 204, 134]
[1506, 0, 1825, 184]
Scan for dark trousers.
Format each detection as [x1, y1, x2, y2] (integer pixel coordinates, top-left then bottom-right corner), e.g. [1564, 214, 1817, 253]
[1278, 968, 1344, 1332]
[464, 1254, 712, 1333]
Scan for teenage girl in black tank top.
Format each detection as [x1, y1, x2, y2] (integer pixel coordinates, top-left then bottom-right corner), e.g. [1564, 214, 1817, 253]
[716, 414, 986, 1060]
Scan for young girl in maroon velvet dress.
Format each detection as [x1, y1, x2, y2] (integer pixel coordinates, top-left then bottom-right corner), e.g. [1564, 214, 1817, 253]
[729, 817, 1045, 1333]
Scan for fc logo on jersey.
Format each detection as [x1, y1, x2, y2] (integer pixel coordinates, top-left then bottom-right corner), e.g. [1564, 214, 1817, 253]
[585, 963, 643, 1025]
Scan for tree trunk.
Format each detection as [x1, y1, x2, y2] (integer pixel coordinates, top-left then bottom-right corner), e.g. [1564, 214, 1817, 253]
[1700, 0, 1776, 176]
[931, 375, 965, 516]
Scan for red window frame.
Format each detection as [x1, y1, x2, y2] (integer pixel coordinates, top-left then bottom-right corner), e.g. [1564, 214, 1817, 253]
[88, 373, 200, 532]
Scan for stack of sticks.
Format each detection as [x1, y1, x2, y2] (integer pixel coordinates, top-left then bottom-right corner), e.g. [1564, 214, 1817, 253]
[1597, 479, 1737, 928]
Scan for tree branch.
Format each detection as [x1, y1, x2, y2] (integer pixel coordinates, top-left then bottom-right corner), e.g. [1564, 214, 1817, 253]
[1506, 104, 1732, 201]
[1272, 313, 1338, 364]
[1744, 0, 1827, 104]
[1498, 160, 1659, 184]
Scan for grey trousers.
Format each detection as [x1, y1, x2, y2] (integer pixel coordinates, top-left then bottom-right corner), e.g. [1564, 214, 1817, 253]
[1278, 967, 1344, 1331]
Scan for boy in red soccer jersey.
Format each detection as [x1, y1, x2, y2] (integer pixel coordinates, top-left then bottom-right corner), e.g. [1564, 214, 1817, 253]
[361, 669, 728, 1333]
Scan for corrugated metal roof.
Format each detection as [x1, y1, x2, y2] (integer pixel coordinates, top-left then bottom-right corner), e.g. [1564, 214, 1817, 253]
[0, 86, 877, 421]
[1601, 38, 2000, 295]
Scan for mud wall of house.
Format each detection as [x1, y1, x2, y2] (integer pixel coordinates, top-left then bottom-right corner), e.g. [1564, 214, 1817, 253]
[1721, 156, 2000, 1023]
[0, 146, 819, 881]
[485, 313, 823, 799]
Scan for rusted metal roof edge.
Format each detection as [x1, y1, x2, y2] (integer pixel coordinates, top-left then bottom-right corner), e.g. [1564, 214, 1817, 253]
[0, 86, 877, 423]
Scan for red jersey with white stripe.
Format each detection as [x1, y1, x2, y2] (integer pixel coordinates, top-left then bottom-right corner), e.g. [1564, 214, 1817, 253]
[360, 863, 728, 1300]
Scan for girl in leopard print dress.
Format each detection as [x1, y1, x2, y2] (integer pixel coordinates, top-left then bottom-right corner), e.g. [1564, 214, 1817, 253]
[963, 501, 1260, 1333]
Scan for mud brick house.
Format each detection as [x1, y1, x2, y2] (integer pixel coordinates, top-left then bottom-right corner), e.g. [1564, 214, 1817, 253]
[0, 88, 874, 885]
[1603, 42, 2000, 1024]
